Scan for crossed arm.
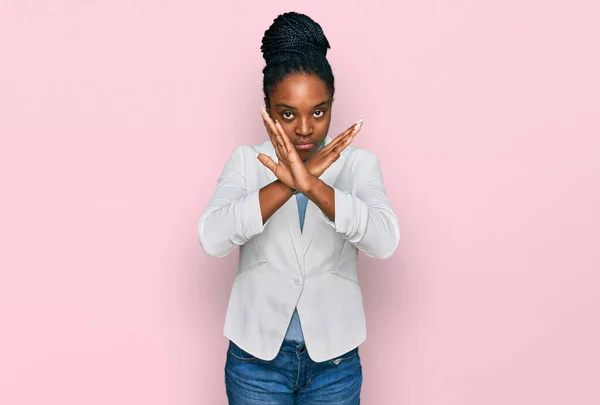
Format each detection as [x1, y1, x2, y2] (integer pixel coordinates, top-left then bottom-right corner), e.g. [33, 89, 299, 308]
[197, 108, 399, 259]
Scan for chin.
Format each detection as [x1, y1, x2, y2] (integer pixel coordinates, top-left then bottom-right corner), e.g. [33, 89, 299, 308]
[299, 149, 315, 159]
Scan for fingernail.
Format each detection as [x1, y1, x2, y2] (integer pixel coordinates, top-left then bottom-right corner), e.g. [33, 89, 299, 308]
[261, 105, 266, 114]
[275, 119, 279, 124]
[256, 152, 260, 158]
[354, 118, 363, 128]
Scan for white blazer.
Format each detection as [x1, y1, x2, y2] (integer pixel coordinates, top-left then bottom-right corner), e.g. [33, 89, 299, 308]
[198, 136, 400, 362]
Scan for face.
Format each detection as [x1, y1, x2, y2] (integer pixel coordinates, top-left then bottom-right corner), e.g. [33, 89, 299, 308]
[265, 73, 333, 161]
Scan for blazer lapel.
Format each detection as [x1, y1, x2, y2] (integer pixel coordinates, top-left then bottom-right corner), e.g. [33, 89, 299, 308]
[299, 136, 345, 255]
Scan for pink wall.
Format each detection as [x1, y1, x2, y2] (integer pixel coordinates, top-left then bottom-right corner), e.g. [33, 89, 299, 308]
[1, 1, 599, 404]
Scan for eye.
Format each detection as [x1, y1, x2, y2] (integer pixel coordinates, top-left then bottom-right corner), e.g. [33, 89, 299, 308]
[280, 110, 327, 121]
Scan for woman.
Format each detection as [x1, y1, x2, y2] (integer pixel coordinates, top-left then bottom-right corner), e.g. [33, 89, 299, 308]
[198, 11, 400, 404]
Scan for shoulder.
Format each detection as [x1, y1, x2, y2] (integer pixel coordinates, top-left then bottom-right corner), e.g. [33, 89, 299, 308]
[341, 144, 381, 167]
[337, 145, 385, 183]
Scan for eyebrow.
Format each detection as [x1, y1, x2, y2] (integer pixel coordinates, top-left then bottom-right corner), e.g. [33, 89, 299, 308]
[275, 100, 329, 110]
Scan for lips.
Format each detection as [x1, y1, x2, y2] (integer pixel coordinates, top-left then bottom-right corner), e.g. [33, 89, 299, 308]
[294, 143, 315, 150]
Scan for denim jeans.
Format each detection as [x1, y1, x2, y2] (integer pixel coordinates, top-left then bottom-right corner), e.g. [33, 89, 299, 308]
[225, 339, 362, 404]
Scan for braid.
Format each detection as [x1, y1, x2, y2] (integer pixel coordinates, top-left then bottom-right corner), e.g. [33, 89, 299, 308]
[261, 12, 335, 107]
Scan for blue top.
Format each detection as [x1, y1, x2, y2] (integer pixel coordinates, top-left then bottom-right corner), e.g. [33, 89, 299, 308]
[283, 141, 324, 342]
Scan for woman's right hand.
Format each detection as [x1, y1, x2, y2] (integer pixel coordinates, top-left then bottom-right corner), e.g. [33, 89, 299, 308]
[305, 119, 363, 178]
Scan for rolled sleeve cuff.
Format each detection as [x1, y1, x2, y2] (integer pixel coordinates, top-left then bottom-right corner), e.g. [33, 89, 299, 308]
[234, 189, 266, 244]
[323, 187, 369, 242]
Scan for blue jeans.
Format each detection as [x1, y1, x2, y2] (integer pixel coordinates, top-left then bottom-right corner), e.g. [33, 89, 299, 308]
[225, 339, 362, 404]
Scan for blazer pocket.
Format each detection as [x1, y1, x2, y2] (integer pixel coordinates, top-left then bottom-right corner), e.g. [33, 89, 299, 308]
[236, 238, 266, 279]
[331, 241, 360, 286]
[234, 260, 267, 279]
[331, 268, 360, 286]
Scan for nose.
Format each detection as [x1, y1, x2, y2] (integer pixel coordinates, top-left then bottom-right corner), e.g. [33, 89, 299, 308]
[295, 117, 313, 137]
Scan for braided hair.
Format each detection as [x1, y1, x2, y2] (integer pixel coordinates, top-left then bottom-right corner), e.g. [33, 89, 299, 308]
[260, 12, 335, 108]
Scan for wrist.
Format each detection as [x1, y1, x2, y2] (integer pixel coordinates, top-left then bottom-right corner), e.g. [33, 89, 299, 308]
[279, 180, 297, 196]
[274, 179, 296, 195]
[298, 176, 320, 197]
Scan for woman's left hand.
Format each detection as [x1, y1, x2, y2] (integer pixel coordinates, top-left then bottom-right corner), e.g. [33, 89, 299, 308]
[258, 107, 318, 194]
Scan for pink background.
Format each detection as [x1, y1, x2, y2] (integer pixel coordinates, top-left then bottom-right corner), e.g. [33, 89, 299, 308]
[1, 1, 599, 404]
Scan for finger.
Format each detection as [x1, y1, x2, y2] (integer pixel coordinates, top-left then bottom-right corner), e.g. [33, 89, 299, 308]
[317, 150, 342, 172]
[273, 142, 285, 163]
[338, 120, 362, 146]
[262, 122, 279, 148]
[318, 130, 353, 157]
[343, 119, 363, 140]
[326, 151, 342, 165]
[330, 129, 354, 150]
[320, 123, 360, 161]
[323, 133, 355, 162]
[322, 127, 353, 151]
[260, 105, 276, 129]
[333, 135, 354, 154]
[321, 119, 363, 153]
[257, 153, 278, 174]
[260, 107, 285, 148]
[263, 121, 284, 158]
[273, 119, 289, 150]
[264, 122, 286, 160]
[261, 118, 276, 141]
[268, 117, 286, 150]
[274, 119, 295, 155]
[263, 121, 288, 166]
[264, 128, 287, 164]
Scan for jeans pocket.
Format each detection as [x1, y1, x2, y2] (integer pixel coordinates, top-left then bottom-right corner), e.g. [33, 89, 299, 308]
[228, 340, 259, 362]
[327, 347, 359, 366]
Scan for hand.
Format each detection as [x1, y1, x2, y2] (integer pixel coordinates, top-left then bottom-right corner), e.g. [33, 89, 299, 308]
[257, 107, 317, 193]
[305, 120, 362, 178]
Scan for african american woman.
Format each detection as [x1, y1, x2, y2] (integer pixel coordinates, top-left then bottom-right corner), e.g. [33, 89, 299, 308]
[198, 11, 400, 405]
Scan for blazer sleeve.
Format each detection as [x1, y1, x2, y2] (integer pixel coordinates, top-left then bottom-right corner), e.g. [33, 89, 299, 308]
[323, 149, 400, 259]
[197, 146, 265, 257]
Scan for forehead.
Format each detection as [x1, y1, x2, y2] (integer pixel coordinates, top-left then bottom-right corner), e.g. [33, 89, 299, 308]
[271, 73, 330, 108]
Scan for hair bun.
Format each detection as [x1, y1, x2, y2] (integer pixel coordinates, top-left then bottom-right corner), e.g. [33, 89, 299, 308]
[261, 11, 331, 64]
